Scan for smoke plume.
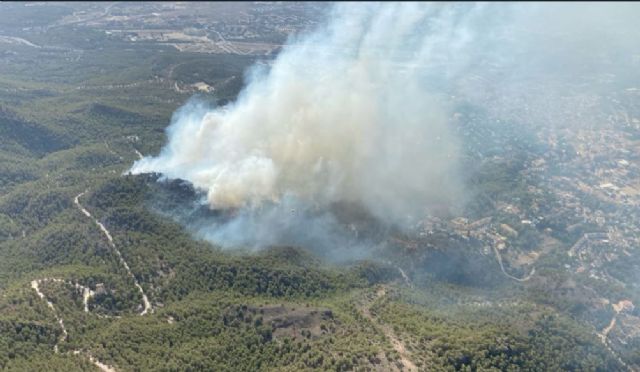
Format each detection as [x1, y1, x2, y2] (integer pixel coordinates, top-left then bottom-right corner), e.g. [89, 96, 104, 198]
[131, 3, 640, 254]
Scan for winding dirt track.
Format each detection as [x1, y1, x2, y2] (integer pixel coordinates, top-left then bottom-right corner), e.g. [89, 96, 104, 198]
[30, 280, 68, 354]
[492, 245, 535, 282]
[29, 190, 155, 371]
[74, 191, 152, 316]
[396, 267, 413, 289]
[360, 286, 417, 371]
[597, 306, 634, 372]
[30, 279, 115, 372]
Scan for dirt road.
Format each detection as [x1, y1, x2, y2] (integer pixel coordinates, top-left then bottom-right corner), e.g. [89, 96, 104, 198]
[360, 286, 417, 371]
[493, 245, 535, 282]
[31, 279, 117, 371]
[75, 191, 152, 315]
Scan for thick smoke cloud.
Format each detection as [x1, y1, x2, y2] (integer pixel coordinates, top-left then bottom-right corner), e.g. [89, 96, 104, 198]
[131, 3, 640, 254]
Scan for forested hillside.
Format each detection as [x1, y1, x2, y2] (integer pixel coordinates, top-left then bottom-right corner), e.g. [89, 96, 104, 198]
[1, 2, 637, 371]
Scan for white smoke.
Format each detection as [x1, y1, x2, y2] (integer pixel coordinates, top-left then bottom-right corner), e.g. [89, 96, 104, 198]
[132, 3, 473, 223]
[131, 3, 640, 252]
